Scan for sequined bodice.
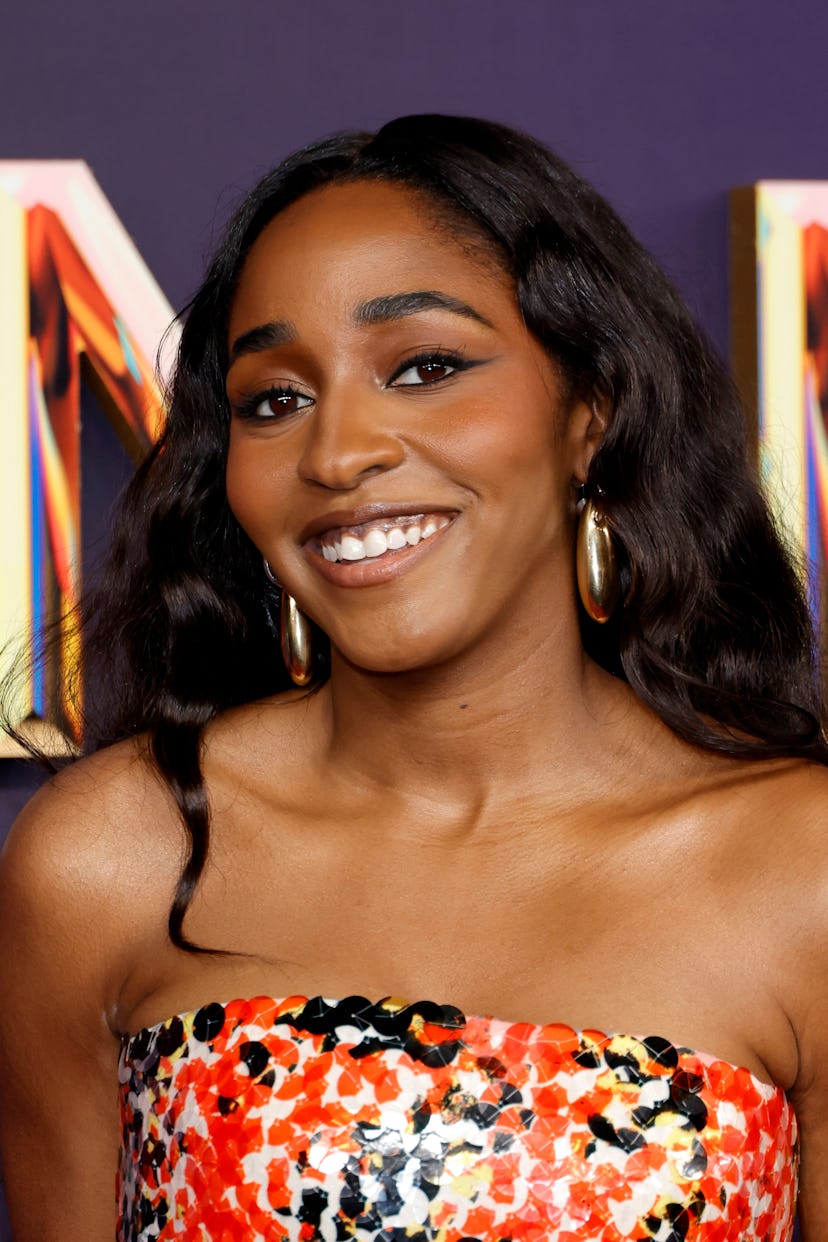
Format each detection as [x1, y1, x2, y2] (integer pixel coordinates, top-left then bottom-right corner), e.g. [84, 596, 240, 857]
[117, 994, 797, 1240]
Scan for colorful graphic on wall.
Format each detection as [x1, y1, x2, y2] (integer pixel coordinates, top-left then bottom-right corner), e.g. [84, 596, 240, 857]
[0, 162, 175, 754]
[731, 182, 828, 646]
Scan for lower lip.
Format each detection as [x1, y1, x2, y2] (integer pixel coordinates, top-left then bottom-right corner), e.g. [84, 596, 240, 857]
[304, 519, 457, 587]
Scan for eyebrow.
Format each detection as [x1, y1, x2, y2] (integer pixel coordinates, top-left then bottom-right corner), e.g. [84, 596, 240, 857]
[353, 290, 494, 329]
[228, 320, 296, 365]
[228, 290, 493, 366]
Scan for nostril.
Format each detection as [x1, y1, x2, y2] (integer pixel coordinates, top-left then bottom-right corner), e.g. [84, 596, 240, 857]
[298, 446, 403, 490]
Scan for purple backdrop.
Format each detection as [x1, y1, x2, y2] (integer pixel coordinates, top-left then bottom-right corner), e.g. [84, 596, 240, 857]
[0, 0, 821, 1233]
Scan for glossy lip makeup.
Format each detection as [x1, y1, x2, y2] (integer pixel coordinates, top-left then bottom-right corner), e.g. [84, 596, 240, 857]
[301, 504, 459, 588]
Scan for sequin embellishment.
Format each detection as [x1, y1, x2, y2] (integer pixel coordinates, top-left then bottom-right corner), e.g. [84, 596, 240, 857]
[118, 994, 798, 1240]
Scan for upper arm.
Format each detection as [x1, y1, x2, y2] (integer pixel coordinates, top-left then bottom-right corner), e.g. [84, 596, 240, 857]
[0, 763, 147, 1241]
[791, 1063, 828, 1237]
[775, 765, 828, 1236]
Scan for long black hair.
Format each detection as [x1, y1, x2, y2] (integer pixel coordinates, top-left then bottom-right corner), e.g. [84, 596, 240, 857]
[39, 114, 828, 947]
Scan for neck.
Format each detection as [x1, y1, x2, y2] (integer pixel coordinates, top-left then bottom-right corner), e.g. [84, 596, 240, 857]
[319, 593, 629, 816]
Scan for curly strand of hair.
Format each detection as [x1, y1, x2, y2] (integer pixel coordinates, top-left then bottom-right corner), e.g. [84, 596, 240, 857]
[621, 629, 826, 760]
[150, 718, 225, 953]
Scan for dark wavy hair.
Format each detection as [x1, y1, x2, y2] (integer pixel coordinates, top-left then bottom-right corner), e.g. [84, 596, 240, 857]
[35, 114, 828, 948]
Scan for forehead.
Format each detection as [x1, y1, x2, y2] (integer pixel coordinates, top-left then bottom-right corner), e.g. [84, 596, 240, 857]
[228, 180, 512, 339]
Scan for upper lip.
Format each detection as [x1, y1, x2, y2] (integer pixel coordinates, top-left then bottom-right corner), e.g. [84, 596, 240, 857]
[299, 503, 459, 543]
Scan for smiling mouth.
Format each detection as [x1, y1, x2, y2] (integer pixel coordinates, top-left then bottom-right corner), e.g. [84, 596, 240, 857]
[313, 513, 454, 564]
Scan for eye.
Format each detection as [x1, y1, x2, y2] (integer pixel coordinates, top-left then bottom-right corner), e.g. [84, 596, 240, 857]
[234, 386, 314, 420]
[388, 351, 466, 387]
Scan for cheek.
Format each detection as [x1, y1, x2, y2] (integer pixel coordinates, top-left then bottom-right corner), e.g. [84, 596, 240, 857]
[421, 385, 560, 489]
[225, 434, 285, 543]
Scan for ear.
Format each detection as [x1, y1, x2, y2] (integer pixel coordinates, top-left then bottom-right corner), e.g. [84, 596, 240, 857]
[567, 389, 611, 483]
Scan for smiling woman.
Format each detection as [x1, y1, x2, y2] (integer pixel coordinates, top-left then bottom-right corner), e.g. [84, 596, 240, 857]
[224, 179, 579, 671]
[0, 115, 825, 1241]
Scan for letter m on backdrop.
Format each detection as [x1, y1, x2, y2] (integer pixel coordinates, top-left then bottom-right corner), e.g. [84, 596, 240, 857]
[0, 163, 174, 753]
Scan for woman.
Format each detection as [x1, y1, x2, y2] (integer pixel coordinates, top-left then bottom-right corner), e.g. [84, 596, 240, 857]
[0, 114, 824, 1240]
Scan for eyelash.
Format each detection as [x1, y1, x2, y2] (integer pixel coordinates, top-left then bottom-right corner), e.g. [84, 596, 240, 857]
[232, 349, 472, 421]
[386, 348, 470, 387]
[232, 386, 312, 421]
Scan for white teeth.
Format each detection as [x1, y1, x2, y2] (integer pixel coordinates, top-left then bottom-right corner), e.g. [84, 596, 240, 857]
[319, 515, 450, 562]
[340, 534, 366, 561]
[363, 529, 389, 558]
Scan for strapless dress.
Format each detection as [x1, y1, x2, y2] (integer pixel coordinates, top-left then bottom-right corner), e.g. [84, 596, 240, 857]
[117, 994, 798, 1241]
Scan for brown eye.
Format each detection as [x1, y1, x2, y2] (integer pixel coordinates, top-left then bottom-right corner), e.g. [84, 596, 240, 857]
[390, 353, 462, 387]
[234, 386, 314, 420]
[415, 361, 452, 382]
[259, 390, 312, 416]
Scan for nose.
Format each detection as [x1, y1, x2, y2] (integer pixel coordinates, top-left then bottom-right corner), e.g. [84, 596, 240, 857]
[297, 386, 404, 490]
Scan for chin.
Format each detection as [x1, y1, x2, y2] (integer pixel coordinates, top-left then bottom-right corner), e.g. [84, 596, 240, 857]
[337, 648, 437, 677]
[331, 632, 464, 678]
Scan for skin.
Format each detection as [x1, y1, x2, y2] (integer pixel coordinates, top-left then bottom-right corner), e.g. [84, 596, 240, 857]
[0, 180, 827, 1238]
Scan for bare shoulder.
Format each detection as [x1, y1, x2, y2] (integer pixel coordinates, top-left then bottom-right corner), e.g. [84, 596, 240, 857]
[758, 751, 828, 808]
[729, 760, 828, 1060]
[760, 758, 828, 910]
[0, 739, 187, 1006]
[735, 756, 828, 857]
[1, 688, 326, 943]
[2, 737, 184, 897]
[752, 760, 828, 1229]
[700, 756, 828, 907]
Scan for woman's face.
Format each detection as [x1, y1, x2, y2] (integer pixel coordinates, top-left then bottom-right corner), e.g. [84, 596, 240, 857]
[225, 180, 598, 674]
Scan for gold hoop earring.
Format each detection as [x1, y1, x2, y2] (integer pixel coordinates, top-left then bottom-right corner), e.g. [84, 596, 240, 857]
[576, 496, 620, 624]
[280, 591, 314, 686]
[264, 559, 314, 686]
